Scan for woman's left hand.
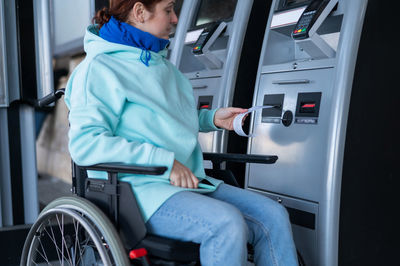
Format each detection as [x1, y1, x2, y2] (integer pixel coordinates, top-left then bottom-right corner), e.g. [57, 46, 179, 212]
[214, 107, 248, 131]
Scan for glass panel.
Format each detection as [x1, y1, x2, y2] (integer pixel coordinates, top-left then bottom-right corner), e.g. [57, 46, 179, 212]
[170, 0, 184, 35]
[174, 0, 184, 18]
[195, 0, 237, 27]
[286, 0, 310, 7]
[0, 1, 6, 106]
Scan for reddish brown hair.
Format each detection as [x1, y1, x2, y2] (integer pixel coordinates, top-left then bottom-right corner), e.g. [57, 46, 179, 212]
[93, 0, 164, 29]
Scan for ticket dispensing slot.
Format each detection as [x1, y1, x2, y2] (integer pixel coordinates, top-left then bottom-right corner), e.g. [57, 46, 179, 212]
[295, 92, 321, 124]
[262, 94, 284, 124]
[192, 22, 227, 69]
[292, 0, 338, 58]
[198, 95, 213, 110]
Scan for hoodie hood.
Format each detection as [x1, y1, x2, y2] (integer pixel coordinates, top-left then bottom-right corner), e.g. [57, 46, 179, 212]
[83, 25, 168, 63]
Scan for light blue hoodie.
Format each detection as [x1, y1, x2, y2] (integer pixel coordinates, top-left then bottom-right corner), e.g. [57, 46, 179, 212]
[64, 25, 222, 221]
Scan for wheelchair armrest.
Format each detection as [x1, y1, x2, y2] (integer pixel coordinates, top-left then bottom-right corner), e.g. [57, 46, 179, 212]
[71, 162, 167, 199]
[37, 88, 65, 107]
[203, 152, 278, 169]
[80, 163, 168, 176]
[203, 153, 278, 187]
[74, 162, 168, 248]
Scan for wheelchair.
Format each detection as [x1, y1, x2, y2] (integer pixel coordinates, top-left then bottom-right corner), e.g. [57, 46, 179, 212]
[20, 89, 280, 266]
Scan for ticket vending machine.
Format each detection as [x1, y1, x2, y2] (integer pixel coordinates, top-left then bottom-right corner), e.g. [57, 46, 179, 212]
[1, 0, 56, 263]
[1, 0, 44, 229]
[242, 0, 400, 265]
[178, 0, 263, 155]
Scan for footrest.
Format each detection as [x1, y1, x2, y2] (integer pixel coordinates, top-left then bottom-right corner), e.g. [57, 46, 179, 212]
[138, 234, 200, 263]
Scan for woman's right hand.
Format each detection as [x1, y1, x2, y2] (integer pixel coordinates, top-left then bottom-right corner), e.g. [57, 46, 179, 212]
[170, 160, 199, 189]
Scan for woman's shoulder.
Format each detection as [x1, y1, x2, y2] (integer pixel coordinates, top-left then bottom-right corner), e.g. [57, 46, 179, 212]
[67, 55, 115, 90]
[77, 53, 135, 87]
[162, 60, 187, 79]
[65, 55, 125, 108]
[164, 61, 193, 88]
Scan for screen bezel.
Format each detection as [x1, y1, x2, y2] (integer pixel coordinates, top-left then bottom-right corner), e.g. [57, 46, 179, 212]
[277, 0, 313, 12]
[188, 0, 237, 31]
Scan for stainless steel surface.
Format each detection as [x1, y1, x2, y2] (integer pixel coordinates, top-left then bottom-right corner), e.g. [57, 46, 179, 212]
[181, 0, 254, 153]
[169, 0, 198, 66]
[19, 105, 39, 223]
[0, 0, 7, 107]
[245, 0, 369, 265]
[0, 109, 12, 226]
[272, 79, 310, 85]
[34, 0, 54, 100]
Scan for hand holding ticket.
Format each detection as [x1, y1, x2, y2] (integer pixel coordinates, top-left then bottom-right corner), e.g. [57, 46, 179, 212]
[233, 105, 277, 137]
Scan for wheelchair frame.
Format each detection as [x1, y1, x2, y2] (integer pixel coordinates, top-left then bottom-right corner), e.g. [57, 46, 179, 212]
[21, 89, 279, 266]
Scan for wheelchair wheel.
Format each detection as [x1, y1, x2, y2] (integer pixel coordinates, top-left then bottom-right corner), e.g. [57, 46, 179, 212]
[20, 196, 130, 266]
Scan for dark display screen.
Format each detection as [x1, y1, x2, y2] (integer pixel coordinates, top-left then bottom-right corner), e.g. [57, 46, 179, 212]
[194, 0, 237, 27]
[308, 0, 323, 11]
[278, 0, 311, 11]
[174, 0, 184, 18]
[286, 0, 310, 6]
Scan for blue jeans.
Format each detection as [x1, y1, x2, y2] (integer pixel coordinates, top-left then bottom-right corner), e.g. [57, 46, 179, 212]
[146, 183, 298, 266]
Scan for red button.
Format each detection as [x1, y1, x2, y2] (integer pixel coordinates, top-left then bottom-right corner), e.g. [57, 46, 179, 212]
[302, 103, 315, 108]
[129, 248, 148, 259]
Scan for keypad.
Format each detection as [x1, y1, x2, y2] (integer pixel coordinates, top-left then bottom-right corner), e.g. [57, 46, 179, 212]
[193, 33, 208, 52]
[293, 10, 317, 35]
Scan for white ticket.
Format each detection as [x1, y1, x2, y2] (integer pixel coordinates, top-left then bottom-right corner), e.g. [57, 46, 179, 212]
[233, 105, 276, 137]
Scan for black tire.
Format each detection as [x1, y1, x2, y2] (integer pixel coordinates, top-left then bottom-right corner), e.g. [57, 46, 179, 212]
[20, 196, 130, 266]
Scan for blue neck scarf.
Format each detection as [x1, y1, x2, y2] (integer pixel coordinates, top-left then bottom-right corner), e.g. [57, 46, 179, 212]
[99, 16, 170, 66]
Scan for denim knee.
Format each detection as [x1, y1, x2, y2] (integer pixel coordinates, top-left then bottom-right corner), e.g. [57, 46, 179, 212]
[274, 202, 290, 220]
[261, 200, 292, 231]
[201, 204, 248, 266]
[213, 203, 248, 243]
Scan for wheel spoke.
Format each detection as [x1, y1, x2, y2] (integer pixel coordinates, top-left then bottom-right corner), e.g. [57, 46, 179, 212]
[73, 216, 85, 266]
[56, 213, 74, 266]
[44, 219, 62, 262]
[42, 226, 71, 264]
[41, 216, 71, 264]
[37, 237, 49, 261]
[22, 198, 128, 266]
[32, 237, 49, 264]
[73, 218, 79, 265]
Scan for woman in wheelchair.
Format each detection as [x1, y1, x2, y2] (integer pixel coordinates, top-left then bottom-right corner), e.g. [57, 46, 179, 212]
[63, 0, 298, 265]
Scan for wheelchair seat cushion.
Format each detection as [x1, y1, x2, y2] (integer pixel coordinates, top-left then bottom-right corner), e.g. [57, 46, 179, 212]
[139, 234, 200, 263]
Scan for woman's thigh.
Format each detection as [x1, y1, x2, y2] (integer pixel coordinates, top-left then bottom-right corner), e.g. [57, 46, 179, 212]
[146, 190, 247, 244]
[207, 184, 292, 242]
[207, 183, 289, 219]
